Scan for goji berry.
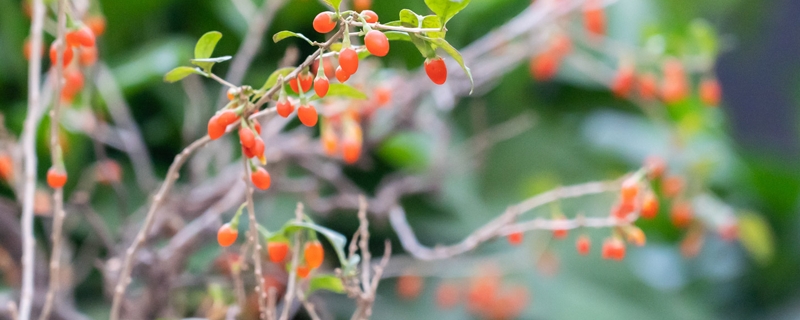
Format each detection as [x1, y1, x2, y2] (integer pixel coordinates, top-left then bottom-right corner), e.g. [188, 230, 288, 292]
[670, 201, 693, 228]
[251, 167, 271, 190]
[267, 241, 289, 263]
[641, 192, 659, 219]
[297, 105, 318, 127]
[339, 48, 359, 75]
[507, 231, 523, 246]
[47, 167, 68, 189]
[576, 235, 591, 256]
[362, 10, 378, 23]
[276, 99, 294, 118]
[314, 76, 329, 98]
[313, 11, 337, 34]
[304, 241, 324, 269]
[699, 77, 721, 107]
[364, 30, 389, 57]
[335, 66, 351, 83]
[66, 26, 96, 47]
[424, 57, 447, 85]
[49, 41, 74, 68]
[217, 223, 238, 247]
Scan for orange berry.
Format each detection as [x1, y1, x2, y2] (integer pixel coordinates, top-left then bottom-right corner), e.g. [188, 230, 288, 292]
[611, 200, 636, 219]
[49, 41, 74, 68]
[251, 138, 265, 159]
[23, 38, 43, 61]
[66, 26, 96, 47]
[304, 241, 324, 269]
[670, 201, 693, 228]
[661, 59, 689, 104]
[96, 160, 122, 184]
[297, 105, 318, 127]
[507, 231, 523, 246]
[553, 218, 568, 239]
[601, 237, 625, 261]
[322, 127, 338, 156]
[640, 192, 659, 219]
[626, 227, 646, 246]
[47, 167, 67, 189]
[341, 138, 361, 164]
[620, 178, 639, 203]
[239, 126, 256, 149]
[638, 73, 659, 100]
[217, 223, 238, 247]
[289, 72, 314, 94]
[374, 87, 391, 106]
[354, 0, 371, 12]
[217, 110, 238, 127]
[661, 175, 685, 198]
[313, 11, 337, 34]
[435, 282, 460, 309]
[314, 77, 329, 98]
[699, 77, 721, 107]
[251, 167, 272, 190]
[297, 265, 311, 278]
[62, 69, 85, 98]
[611, 62, 636, 98]
[0, 154, 13, 182]
[227, 88, 236, 100]
[361, 10, 379, 23]
[85, 16, 106, 37]
[530, 51, 559, 81]
[207, 115, 226, 140]
[338, 48, 359, 75]
[335, 66, 351, 83]
[396, 274, 423, 300]
[551, 33, 572, 56]
[364, 30, 389, 57]
[276, 99, 294, 118]
[311, 57, 335, 79]
[576, 235, 591, 256]
[78, 46, 98, 66]
[583, 0, 606, 36]
[267, 241, 289, 263]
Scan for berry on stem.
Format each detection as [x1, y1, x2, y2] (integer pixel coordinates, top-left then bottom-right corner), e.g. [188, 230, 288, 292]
[79, 46, 98, 66]
[297, 105, 318, 127]
[251, 167, 272, 190]
[364, 30, 389, 57]
[217, 223, 238, 247]
[297, 265, 311, 278]
[335, 66, 351, 83]
[530, 52, 559, 81]
[85, 16, 106, 36]
[638, 73, 659, 100]
[671, 201, 693, 228]
[339, 48, 359, 75]
[290, 72, 314, 94]
[700, 77, 721, 107]
[396, 274, 423, 300]
[217, 110, 238, 127]
[576, 235, 591, 256]
[436, 282, 460, 310]
[251, 138, 265, 160]
[641, 192, 659, 219]
[583, 0, 606, 36]
[314, 77, 329, 98]
[611, 63, 636, 98]
[49, 41, 74, 68]
[662, 175, 685, 198]
[626, 227, 646, 246]
[620, 178, 639, 203]
[66, 26, 96, 47]
[267, 241, 289, 263]
[0, 154, 13, 182]
[239, 126, 256, 149]
[207, 115, 226, 140]
[47, 167, 68, 189]
[354, 0, 371, 11]
[507, 231, 523, 246]
[313, 11, 337, 34]
[341, 138, 361, 164]
[277, 99, 294, 118]
[362, 10, 379, 23]
[601, 237, 626, 261]
[644, 156, 666, 179]
[553, 218, 568, 239]
[424, 57, 448, 85]
[304, 241, 324, 269]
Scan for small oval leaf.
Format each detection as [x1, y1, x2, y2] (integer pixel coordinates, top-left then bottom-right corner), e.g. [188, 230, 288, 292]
[164, 66, 203, 83]
[273, 30, 313, 45]
[399, 9, 421, 28]
[195, 31, 222, 59]
[424, 0, 471, 26]
[308, 275, 345, 294]
[260, 67, 295, 91]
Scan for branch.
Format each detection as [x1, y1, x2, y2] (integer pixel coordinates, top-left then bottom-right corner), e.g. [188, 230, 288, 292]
[244, 159, 268, 320]
[389, 179, 620, 260]
[278, 203, 305, 320]
[18, 0, 45, 318]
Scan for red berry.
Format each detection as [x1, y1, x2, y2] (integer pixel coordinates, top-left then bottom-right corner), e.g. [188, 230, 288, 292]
[641, 192, 659, 219]
[217, 223, 238, 247]
[322, 126, 338, 156]
[341, 138, 360, 164]
[551, 34, 572, 56]
[583, 0, 606, 36]
[601, 238, 626, 260]
[314, 77, 329, 98]
[251, 167, 271, 190]
[251, 138, 265, 158]
[312, 57, 336, 80]
[335, 66, 351, 83]
[362, 10, 378, 23]
[611, 63, 636, 98]
[662, 175, 685, 198]
[620, 178, 639, 203]
[374, 87, 391, 106]
[354, 0, 371, 12]
[276, 99, 294, 118]
[699, 77, 721, 107]
[78, 46, 98, 66]
[364, 30, 389, 57]
[207, 115, 226, 140]
[424, 57, 447, 85]
[436, 281, 460, 310]
[297, 265, 311, 278]
[0, 154, 13, 182]
[239, 126, 256, 149]
[217, 110, 239, 127]
[626, 227, 646, 246]
[297, 105, 318, 127]
[290, 72, 313, 94]
[576, 235, 591, 256]
[267, 241, 289, 263]
[242, 146, 255, 159]
[507, 231, 523, 246]
[304, 241, 324, 269]
[396, 274, 423, 300]
[638, 73, 659, 100]
[253, 121, 262, 135]
[49, 41, 74, 68]
[530, 52, 559, 81]
[339, 48, 359, 75]
[611, 200, 636, 220]
[313, 12, 337, 34]
[85, 16, 106, 37]
[47, 167, 68, 189]
[553, 218, 568, 239]
[661, 59, 689, 104]
[62, 69, 85, 98]
[66, 26, 96, 47]
[670, 201, 693, 228]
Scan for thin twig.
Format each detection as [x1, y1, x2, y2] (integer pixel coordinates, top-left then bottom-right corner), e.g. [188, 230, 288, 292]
[244, 158, 268, 320]
[356, 196, 370, 292]
[296, 289, 321, 320]
[389, 179, 620, 260]
[39, 1, 68, 318]
[18, 0, 45, 318]
[278, 203, 305, 320]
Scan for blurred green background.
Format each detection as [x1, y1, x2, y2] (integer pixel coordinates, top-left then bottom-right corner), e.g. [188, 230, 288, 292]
[2, 0, 800, 319]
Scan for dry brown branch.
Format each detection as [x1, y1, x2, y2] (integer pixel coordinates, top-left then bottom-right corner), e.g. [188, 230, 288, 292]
[244, 159, 268, 320]
[278, 203, 306, 320]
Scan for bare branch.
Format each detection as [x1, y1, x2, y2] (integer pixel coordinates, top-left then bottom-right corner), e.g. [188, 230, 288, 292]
[278, 203, 305, 320]
[18, 0, 45, 318]
[244, 159, 268, 320]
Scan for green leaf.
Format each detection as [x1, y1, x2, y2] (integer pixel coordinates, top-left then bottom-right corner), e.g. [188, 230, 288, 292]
[284, 221, 350, 267]
[260, 67, 295, 91]
[319, 0, 341, 11]
[272, 30, 313, 45]
[310, 83, 368, 101]
[399, 9, 420, 28]
[738, 211, 775, 265]
[424, 0, 470, 26]
[422, 37, 474, 94]
[383, 20, 402, 27]
[689, 19, 719, 58]
[190, 55, 232, 64]
[308, 275, 345, 294]
[194, 31, 222, 59]
[421, 15, 445, 39]
[163, 66, 204, 83]
[410, 34, 436, 58]
[385, 31, 412, 42]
